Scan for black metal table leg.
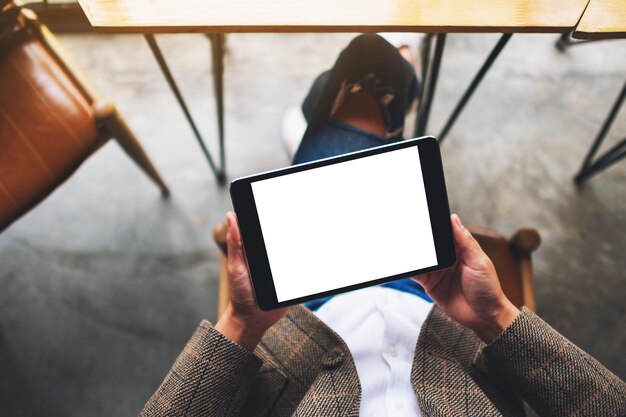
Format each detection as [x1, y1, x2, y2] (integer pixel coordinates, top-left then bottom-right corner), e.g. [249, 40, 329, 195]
[555, 30, 575, 51]
[554, 29, 610, 51]
[556, 33, 607, 50]
[575, 139, 626, 181]
[438, 34, 512, 143]
[574, 79, 626, 184]
[417, 34, 433, 111]
[415, 33, 446, 137]
[144, 34, 225, 184]
[209, 33, 226, 184]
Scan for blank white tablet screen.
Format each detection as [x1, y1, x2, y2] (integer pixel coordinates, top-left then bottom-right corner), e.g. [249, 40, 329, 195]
[251, 146, 437, 303]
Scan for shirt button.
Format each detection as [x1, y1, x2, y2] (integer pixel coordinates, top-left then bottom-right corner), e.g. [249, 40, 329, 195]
[394, 400, 404, 409]
[387, 345, 397, 357]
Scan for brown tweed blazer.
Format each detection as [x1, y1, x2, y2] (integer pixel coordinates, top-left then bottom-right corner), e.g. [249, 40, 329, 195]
[140, 306, 626, 416]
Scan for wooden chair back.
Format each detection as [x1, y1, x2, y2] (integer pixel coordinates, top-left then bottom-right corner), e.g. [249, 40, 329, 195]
[468, 226, 540, 311]
[212, 221, 540, 318]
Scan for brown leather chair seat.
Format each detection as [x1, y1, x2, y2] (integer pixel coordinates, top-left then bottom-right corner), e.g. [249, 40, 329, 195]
[0, 5, 168, 232]
[0, 26, 99, 224]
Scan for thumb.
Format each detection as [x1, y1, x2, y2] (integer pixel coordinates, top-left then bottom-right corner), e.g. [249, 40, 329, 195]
[450, 214, 484, 257]
[226, 212, 247, 276]
[451, 214, 489, 269]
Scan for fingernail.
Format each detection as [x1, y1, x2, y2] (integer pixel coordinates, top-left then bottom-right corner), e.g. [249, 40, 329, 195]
[453, 214, 463, 228]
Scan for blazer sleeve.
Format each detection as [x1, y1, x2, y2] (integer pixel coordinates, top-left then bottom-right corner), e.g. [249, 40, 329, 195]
[140, 320, 262, 417]
[476, 307, 626, 417]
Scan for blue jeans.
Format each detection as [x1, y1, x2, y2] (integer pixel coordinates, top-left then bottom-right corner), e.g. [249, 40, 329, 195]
[293, 34, 419, 165]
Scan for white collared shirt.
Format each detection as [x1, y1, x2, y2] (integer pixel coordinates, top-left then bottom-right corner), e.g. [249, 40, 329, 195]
[314, 286, 432, 417]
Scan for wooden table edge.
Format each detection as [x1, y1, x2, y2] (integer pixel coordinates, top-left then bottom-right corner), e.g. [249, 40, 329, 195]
[573, 30, 626, 39]
[79, 25, 576, 35]
[77, 0, 96, 26]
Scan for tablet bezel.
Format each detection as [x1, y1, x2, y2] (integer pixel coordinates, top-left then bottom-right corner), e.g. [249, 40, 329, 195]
[230, 136, 456, 310]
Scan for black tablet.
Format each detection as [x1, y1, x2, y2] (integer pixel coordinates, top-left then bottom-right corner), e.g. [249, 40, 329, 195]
[230, 136, 456, 310]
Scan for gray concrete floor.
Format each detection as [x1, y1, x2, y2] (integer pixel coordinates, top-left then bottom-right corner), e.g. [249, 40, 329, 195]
[0, 32, 624, 416]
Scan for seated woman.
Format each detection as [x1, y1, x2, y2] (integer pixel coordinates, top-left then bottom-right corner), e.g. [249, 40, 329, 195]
[140, 35, 626, 417]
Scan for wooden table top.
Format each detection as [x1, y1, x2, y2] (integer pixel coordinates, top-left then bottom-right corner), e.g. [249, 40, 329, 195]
[78, 0, 589, 34]
[574, 0, 626, 39]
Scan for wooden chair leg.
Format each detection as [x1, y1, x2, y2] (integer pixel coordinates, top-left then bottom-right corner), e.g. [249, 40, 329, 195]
[213, 220, 230, 318]
[217, 254, 230, 318]
[510, 228, 541, 312]
[93, 101, 170, 197]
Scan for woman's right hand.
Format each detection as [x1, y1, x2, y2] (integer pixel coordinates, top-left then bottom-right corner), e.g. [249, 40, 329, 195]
[214, 212, 287, 351]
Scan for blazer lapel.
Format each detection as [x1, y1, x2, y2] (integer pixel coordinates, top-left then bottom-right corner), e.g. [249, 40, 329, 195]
[254, 305, 361, 417]
[289, 306, 361, 417]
